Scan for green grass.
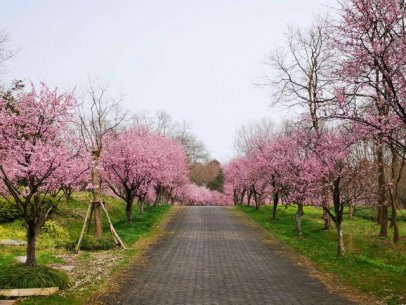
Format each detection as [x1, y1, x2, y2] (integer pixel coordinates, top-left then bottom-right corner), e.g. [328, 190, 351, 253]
[0, 192, 172, 304]
[237, 204, 406, 305]
[0, 265, 70, 289]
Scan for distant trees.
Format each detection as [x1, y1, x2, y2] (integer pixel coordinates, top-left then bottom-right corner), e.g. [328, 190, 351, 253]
[0, 31, 18, 74]
[189, 160, 224, 192]
[177, 183, 230, 206]
[131, 110, 209, 165]
[234, 117, 275, 156]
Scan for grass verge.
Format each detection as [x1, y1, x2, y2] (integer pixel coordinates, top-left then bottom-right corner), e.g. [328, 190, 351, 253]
[0, 192, 174, 305]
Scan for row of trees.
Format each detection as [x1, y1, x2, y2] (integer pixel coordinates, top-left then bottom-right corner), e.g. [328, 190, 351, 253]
[0, 79, 225, 266]
[225, 0, 406, 256]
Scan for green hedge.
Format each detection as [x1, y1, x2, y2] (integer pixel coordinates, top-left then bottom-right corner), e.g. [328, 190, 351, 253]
[0, 199, 21, 223]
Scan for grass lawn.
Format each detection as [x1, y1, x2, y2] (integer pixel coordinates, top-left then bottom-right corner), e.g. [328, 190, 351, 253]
[0, 192, 172, 305]
[237, 204, 406, 305]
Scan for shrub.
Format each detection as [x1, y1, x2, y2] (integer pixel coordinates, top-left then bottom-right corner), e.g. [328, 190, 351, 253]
[42, 220, 70, 241]
[0, 265, 70, 289]
[0, 199, 21, 223]
[66, 235, 116, 251]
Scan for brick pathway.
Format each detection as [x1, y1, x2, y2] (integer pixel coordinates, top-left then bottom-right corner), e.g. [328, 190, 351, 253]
[99, 207, 354, 305]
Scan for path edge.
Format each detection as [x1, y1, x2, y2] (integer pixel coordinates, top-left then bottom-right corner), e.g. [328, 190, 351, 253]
[88, 206, 183, 305]
[231, 207, 384, 305]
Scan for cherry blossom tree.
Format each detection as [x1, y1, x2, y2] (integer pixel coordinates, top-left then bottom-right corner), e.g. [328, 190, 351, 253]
[224, 158, 250, 205]
[101, 127, 188, 222]
[265, 17, 339, 228]
[151, 136, 189, 206]
[331, 0, 406, 241]
[0, 84, 86, 266]
[225, 124, 370, 256]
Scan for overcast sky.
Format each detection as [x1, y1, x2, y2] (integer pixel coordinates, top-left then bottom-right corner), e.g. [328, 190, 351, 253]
[1, 0, 337, 161]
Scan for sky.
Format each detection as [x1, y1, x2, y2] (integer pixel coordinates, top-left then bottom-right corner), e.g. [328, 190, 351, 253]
[0, 0, 337, 162]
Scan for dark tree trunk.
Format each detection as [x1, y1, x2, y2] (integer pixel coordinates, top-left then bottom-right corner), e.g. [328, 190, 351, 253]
[25, 222, 39, 267]
[332, 177, 344, 256]
[154, 185, 162, 207]
[323, 209, 330, 229]
[233, 190, 238, 205]
[126, 201, 133, 223]
[254, 192, 260, 210]
[64, 186, 73, 200]
[240, 189, 246, 205]
[380, 206, 388, 236]
[271, 177, 279, 219]
[272, 191, 279, 219]
[247, 191, 252, 206]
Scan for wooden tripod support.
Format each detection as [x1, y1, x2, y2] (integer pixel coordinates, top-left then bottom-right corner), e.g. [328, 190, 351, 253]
[74, 200, 126, 253]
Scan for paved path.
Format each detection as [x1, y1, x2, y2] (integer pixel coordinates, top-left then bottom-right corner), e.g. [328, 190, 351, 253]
[99, 207, 354, 305]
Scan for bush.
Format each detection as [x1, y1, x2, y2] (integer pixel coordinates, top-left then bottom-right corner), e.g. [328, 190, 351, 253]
[0, 199, 21, 223]
[42, 220, 70, 240]
[66, 235, 116, 251]
[0, 265, 70, 289]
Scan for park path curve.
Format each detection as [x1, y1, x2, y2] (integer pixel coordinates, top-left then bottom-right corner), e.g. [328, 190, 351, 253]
[99, 207, 354, 305]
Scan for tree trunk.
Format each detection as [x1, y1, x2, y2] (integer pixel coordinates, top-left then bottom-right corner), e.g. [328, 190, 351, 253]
[272, 191, 279, 219]
[126, 201, 133, 224]
[388, 148, 401, 244]
[295, 204, 304, 234]
[91, 151, 103, 238]
[336, 219, 345, 256]
[25, 223, 39, 267]
[240, 189, 246, 205]
[348, 204, 353, 220]
[254, 192, 260, 210]
[376, 206, 382, 224]
[154, 185, 162, 207]
[247, 191, 252, 206]
[391, 205, 400, 243]
[233, 190, 238, 205]
[380, 206, 388, 236]
[332, 177, 345, 256]
[377, 143, 388, 236]
[139, 201, 144, 214]
[322, 209, 330, 230]
[321, 189, 330, 229]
